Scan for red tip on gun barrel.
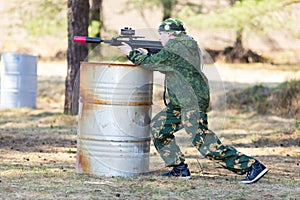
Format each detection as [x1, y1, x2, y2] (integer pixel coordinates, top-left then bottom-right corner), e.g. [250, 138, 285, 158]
[74, 36, 102, 43]
[74, 36, 87, 43]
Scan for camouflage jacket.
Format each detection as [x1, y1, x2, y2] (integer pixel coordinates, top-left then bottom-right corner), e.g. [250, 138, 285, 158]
[128, 35, 210, 112]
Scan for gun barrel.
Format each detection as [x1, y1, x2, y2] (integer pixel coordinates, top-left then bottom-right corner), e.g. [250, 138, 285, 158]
[74, 36, 102, 43]
[73, 34, 163, 55]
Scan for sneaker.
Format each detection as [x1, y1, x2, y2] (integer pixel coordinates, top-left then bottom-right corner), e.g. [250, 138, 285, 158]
[240, 160, 269, 184]
[161, 163, 191, 179]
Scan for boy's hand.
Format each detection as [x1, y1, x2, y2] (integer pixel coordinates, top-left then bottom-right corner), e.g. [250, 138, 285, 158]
[136, 48, 148, 55]
[118, 42, 132, 56]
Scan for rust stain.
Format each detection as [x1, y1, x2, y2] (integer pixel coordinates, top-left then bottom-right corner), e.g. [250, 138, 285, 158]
[80, 97, 152, 106]
[101, 124, 108, 128]
[76, 146, 91, 174]
[79, 91, 152, 106]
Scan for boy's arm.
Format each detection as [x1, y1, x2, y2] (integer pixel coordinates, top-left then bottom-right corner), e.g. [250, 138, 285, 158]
[127, 40, 178, 72]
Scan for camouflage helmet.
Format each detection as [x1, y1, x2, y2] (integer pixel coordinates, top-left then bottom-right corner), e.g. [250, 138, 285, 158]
[158, 18, 186, 35]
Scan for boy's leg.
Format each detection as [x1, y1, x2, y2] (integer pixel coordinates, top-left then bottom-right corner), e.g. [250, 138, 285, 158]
[151, 104, 185, 167]
[185, 112, 256, 175]
[194, 127, 269, 183]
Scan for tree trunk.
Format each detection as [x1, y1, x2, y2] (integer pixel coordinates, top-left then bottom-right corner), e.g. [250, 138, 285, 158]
[230, 0, 245, 51]
[225, 28, 245, 63]
[89, 0, 103, 56]
[234, 28, 243, 49]
[162, 0, 176, 20]
[89, 0, 103, 37]
[229, 0, 236, 6]
[226, 0, 246, 63]
[90, 0, 101, 22]
[64, 0, 89, 115]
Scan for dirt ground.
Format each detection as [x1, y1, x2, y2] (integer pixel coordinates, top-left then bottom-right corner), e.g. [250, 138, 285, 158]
[0, 61, 299, 199]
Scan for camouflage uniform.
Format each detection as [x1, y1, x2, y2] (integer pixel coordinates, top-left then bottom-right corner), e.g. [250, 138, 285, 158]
[128, 27, 255, 175]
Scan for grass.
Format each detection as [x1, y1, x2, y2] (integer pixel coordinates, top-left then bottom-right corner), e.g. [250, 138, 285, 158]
[226, 80, 300, 117]
[0, 76, 300, 200]
[220, 63, 300, 72]
[1, 164, 299, 199]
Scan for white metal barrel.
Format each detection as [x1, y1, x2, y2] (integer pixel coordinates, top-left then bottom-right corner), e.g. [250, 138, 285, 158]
[0, 53, 37, 109]
[76, 62, 153, 177]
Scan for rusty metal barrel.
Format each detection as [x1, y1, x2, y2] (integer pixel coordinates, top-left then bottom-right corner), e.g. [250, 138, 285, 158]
[76, 62, 153, 177]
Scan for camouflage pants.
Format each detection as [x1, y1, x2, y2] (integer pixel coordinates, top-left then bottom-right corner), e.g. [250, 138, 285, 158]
[151, 103, 255, 175]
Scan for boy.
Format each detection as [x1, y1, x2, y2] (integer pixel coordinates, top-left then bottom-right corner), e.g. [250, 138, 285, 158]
[118, 18, 268, 184]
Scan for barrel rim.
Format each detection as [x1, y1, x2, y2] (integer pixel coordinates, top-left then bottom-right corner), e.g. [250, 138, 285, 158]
[80, 62, 139, 68]
[1, 52, 38, 58]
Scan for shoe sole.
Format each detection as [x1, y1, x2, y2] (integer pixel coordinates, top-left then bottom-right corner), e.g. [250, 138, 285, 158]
[162, 174, 192, 179]
[240, 168, 269, 184]
[180, 175, 191, 180]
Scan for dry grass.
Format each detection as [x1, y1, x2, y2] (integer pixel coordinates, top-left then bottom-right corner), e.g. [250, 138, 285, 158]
[0, 74, 299, 200]
[226, 80, 300, 118]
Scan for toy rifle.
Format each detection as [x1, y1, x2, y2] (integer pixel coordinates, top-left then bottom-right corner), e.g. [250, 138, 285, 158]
[74, 27, 163, 55]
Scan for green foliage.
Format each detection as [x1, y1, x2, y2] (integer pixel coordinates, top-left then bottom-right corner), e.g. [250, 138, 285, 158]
[125, 0, 202, 20]
[125, 0, 161, 18]
[88, 20, 101, 37]
[10, 0, 67, 38]
[184, 0, 298, 34]
[296, 120, 300, 133]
